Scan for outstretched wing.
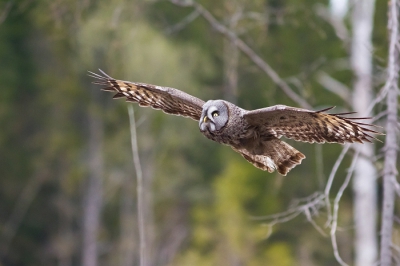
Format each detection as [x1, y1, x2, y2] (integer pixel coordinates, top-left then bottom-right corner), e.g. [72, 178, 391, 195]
[89, 70, 205, 121]
[244, 105, 383, 144]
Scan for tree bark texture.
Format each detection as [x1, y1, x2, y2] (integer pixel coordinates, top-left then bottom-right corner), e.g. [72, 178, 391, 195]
[350, 0, 378, 265]
[380, 1, 399, 265]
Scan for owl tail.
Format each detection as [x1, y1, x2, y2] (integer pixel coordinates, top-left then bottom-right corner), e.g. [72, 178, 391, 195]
[235, 138, 306, 176]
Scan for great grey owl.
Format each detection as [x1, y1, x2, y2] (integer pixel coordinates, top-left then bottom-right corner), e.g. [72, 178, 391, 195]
[89, 70, 382, 176]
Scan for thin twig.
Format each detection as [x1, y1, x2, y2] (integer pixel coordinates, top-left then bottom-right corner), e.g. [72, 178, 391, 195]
[165, 10, 200, 35]
[330, 152, 360, 266]
[252, 192, 323, 221]
[314, 3, 349, 42]
[324, 145, 351, 227]
[366, 83, 390, 115]
[304, 207, 328, 237]
[391, 242, 400, 264]
[392, 175, 400, 198]
[128, 106, 147, 266]
[253, 192, 327, 237]
[316, 71, 351, 104]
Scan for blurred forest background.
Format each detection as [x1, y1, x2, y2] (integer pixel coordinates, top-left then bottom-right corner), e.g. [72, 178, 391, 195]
[0, 0, 398, 265]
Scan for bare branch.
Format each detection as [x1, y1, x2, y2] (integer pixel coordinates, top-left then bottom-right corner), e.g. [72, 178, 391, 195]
[304, 207, 328, 237]
[165, 10, 200, 35]
[392, 175, 400, 198]
[324, 145, 351, 226]
[314, 3, 349, 42]
[128, 106, 147, 266]
[330, 152, 360, 266]
[366, 83, 390, 115]
[252, 192, 327, 237]
[372, 110, 389, 124]
[170, 0, 312, 109]
[392, 243, 400, 266]
[316, 71, 351, 104]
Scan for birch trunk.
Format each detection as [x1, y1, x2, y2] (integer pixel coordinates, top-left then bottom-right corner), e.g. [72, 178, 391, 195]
[380, 1, 399, 265]
[350, 1, 378, 265]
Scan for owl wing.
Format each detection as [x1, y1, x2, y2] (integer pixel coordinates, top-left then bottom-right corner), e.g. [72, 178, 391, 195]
[243, 105, 382, 144]
[89, 70, 205, 121]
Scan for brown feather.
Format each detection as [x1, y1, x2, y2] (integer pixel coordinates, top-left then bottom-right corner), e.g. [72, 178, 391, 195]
[233, 138, 306, 176]
[89, 71, 384, 176]
[243, 105, 383, 144]
[89, 70, 205, 121]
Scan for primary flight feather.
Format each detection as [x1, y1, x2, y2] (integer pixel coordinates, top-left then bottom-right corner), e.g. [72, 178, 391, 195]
[89, 70, 382, 176]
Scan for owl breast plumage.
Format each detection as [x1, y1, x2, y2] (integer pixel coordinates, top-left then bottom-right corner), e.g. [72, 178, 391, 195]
[90, 70, 383, 176]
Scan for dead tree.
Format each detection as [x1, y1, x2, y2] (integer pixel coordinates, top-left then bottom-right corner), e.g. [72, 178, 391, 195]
[350, 1, 378, 265]
[380, 0, 399, 265]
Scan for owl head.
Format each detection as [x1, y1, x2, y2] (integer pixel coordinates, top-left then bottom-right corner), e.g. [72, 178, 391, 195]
[199, 100, 229, 132]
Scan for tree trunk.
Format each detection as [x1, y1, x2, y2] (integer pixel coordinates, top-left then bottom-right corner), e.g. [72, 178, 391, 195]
[82, 97, 104, 266]
[380, 1, 399, 265]
[350, 1, 378, 266]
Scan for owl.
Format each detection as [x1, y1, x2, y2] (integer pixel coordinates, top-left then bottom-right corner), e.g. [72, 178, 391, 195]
[89, 70, 382, 176]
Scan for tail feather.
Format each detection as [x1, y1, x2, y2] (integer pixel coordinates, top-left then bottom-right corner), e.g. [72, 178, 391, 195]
[234, 138, 305, 176]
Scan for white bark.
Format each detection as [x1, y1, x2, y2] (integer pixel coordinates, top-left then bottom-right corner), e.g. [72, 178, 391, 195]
[350, 0, 378, 266]
[380, 1, 399, 265]
[329, 0, 348, 20]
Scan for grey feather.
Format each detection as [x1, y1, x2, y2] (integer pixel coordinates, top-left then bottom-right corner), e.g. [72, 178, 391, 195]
[90, 71, 383, 176]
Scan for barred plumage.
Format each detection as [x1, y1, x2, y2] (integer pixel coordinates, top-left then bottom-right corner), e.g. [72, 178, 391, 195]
[90, 70, 383, 176]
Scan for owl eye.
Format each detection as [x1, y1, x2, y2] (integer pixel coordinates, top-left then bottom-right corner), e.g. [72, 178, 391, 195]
[212, 111, 219, 117]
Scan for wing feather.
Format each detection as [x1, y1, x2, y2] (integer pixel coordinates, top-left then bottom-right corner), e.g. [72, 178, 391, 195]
[243, 105, 383, 144]
[89, 70, 205, 121]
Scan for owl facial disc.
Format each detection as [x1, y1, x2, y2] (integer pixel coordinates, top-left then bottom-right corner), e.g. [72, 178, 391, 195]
[199, 100, 228, 132]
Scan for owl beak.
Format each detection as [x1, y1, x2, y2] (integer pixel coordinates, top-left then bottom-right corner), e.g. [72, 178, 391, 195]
[200, 115, 208, 132]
